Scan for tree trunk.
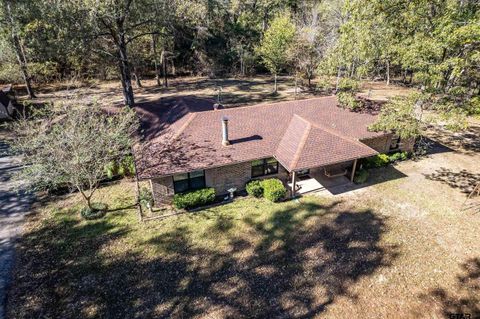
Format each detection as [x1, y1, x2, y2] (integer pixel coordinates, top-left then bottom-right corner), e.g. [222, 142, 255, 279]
[162, 50, 168, 87]
[171, 60, 176, 76]
[335, 67, 341, 93]
[294, 73, 298, 99]
[133, 66, 142, 88]
[5, 2, 35, 98]
[386, 60, 390, 86]
[274, 73, 277, 93]
[117, 35, 135, 107]
[78, 188, 93, 210]
[151, 34, 161, 86]
[133, 72, 142, 88]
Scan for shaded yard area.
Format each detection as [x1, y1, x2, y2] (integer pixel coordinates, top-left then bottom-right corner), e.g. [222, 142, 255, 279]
[5, 80, 480, 318]
[27, 75, 415, 110]
[6, 150, 480, 319]
[6, 187, 399, 318]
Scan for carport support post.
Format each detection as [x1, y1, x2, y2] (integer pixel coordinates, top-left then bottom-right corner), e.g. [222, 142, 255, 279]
[291, 171, 297, 198]
[350, 159, 358, 182]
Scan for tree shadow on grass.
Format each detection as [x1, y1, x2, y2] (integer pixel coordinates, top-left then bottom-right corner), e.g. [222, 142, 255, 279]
[421, 258, 480, 318]
[424, 168, 480, 194]
[7, 200, 399, 318]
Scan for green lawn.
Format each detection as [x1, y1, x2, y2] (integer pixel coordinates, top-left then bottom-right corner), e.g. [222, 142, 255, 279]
[7, 180, 395, 318]
[7, 157, 480, 319]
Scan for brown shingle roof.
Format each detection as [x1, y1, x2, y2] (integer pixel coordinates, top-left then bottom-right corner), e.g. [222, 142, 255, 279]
[275, 114, 377, 171]
[134, 96, 384, 179]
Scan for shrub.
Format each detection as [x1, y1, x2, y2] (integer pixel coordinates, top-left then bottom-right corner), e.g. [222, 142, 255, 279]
[466, 96, 480, 115]
[173, 188, 216, 209]
[337, 78, 360, 92]
[337, 91, 360, 110]
[388, 151, 408, 162]
[353, 169, 369, 184]
[261, 178, 286, 202]
[246, 180, 263, 198]
[80, 202, 108, 220]
[139, 187, 153, 209]
[316, 77, 333, 93]
[364, 154, 390, 168]
[104, 155, 135, 179]
[104, 161, 118, 179]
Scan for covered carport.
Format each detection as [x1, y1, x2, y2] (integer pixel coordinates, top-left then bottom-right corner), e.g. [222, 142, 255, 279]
[274, 114, 378, 198]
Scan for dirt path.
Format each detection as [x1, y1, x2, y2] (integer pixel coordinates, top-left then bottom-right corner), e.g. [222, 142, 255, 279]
[0, 141, 32, 319]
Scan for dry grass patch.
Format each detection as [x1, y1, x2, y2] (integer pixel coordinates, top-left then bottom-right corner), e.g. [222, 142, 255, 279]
[7, 180, 401, 318]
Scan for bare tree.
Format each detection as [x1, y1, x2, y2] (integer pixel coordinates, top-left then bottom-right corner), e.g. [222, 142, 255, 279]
[11, 101, 139, 210]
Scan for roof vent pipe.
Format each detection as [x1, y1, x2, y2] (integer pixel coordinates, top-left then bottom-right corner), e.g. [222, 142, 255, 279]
[222, 116, 230, 146]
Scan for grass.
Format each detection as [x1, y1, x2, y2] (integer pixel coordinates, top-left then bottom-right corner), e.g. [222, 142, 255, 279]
[8, 171, 480, 318]
[7, 180, 398, 318]
[4, 78, 480, 317]
[27, 75, 418, 111]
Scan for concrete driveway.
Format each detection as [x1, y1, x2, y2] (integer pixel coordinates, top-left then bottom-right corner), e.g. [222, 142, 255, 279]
[0, 140, 32, 319]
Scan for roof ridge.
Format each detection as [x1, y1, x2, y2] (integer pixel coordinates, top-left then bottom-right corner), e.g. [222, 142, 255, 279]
[293, 113, 372, 149]
[173, 113, 197, 139]
[197, 95, 336, 115]
[290, 118, 312, 170]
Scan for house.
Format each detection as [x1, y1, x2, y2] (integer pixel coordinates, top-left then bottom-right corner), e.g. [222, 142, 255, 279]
[0, 85, 16, 120]
[134, 96, 413, 205]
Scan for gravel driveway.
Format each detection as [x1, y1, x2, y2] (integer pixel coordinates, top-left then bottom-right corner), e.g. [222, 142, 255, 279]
[0, 141, 32, 319]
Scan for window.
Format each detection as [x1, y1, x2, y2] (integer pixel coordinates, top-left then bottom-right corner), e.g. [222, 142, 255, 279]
[390, 135, 401, 150]
[251, 158, 279, 177]
[173, 170, 205, 193]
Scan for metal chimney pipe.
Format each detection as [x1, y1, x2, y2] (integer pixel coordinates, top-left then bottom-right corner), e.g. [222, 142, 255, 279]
[222, 116, 230, 146]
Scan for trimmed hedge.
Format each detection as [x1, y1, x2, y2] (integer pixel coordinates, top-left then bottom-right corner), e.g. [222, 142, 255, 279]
[173, 188, 216, 209]
[364, 154, 390, 168]
[246, 180, 263, 198]
[353, 169, 369, 184]
[388, 151, 408, 162]
[261, 178, 287, 202]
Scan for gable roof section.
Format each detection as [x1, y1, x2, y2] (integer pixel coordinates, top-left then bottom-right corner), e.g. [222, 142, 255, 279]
[134, 96, 385, 179]
[274, 114, 311, 171]
[275, 114, 377, 171]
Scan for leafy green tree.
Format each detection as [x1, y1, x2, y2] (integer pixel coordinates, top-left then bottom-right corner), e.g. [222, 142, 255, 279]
[369, 93, 425, 139]
[256, 13, 296, 93]
[0, 0, 36, 97]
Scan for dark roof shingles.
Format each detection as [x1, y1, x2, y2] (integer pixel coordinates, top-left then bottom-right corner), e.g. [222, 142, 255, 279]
[135, 96, 383, 179]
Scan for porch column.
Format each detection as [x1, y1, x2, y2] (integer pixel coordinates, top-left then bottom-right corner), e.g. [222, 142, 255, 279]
[350, 159, 358, 182]
[291, 171, 297, 198]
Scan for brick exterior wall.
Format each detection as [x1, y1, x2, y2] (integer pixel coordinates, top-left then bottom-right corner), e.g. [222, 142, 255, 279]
[149, 134, 415, 207]
[360, 134, 415, 154]
[361, 134, 392, 153]
[397, 138, 415, 153]
[204, 162, 252, 195]
[150, 176, 175, 206]
[150, 160, 289, 206]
